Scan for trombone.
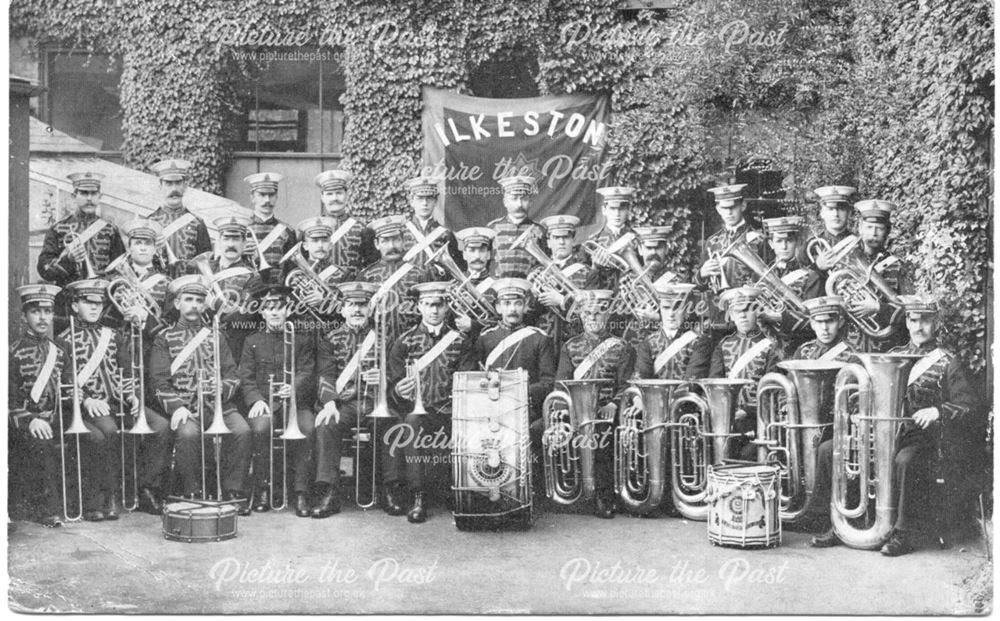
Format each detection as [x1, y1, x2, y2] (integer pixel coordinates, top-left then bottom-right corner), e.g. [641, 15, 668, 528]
[198, 311, 232, 500]
[268, 321, 306, 510]
[58, 316, 91, 521]
[355, 294, 393, 509]
[116, 319, 156, 511]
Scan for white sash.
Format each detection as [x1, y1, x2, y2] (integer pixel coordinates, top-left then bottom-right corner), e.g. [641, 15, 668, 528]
[819, 341, 849, 361]
[372, 263, 414, 304]
[213, 266, 253, 282]
[485, 327, 538, 369]
[329, 217, 358, 247]
[257, 223, 287, 254]
[170, 328, 211, 376]
[908, 348, 945, 385]
[474, 276, 495, 294]
[414, 330, 462, 372]
[336, 331, 377, 393]
[76, 327, 114, 388]
[561, 263, 585, 278]
[404, 224, 448, 261]
[318, 264, 342, 281]
[781, 269, 811, 287]
[573, 337, 620, 380]
[30, 342, 59, 404]
[161, 212, 197, 239]
[606, 232, 635, 255]
[73, 219, 109, 246]
[873, 255, 899, 273]
[728, 338, 773, 379]
[140, 273, 168, 292]
[654, 330, 698, 375]
[652, 271, 678, 288]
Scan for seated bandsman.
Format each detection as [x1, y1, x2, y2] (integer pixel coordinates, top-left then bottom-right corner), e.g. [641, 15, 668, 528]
[401, 176, 462, 276]
[803, 185, 856, 272]
[313, 281, 384, 518]
[315, 169, 368, 279]
[759, 216, 823, 353]
[633, 283, 712, 381]
[359, 215, 431, 343]
[528, 215, 595, 354]
[238, 285, 317, 517]
[149, 275, 252, 511]
[106, 218, 172, 333]
[487, 175, 546, 277]
[386, 282, 470, 524]
[243, 173, 297, 280]
[794, 296, 855, 362]
[202, 216, 263, 360]
[621, 225, 679, 347]
[709, 287, 784, 460]
[9, 285, 70, 527]
[148, 159, 212, 278]
[452, 226, 499, 340]
[554, 289, 636, 519]
[286, 216, 346, 331]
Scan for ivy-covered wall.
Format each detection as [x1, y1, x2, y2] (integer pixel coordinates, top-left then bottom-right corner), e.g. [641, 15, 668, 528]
[11, 0, 993, 374]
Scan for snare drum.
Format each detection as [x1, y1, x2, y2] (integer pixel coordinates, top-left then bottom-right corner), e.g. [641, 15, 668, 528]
[162, 500, 238, 543]
[706, 464, 781, 548]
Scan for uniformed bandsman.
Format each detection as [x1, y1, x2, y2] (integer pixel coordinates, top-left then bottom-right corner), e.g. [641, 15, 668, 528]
[285, 216, 346, 330]
[9, 285, 70, 527]
[386, 281, 470, 523]
[238, 285, 316, 516]
[452, 227, 499, 340]
[633, 283, 712, 381]
[201, 215, 263, 360]
[487, 175, 546, 277]
[147, 159, 212, 278]
[794, 296, 855, 362]
[359, 215, 431, 342]
[105, 218, 172, 333]
[585, 186, 639, 287]
[621, 225, 679, 347]
[804, 185, 856, 272]
[400, 176, 462, 276]
[149, 275, 252, 511]
[760, 216, 823, 353]
[314, 169, 368, 279]
[243, 172, 297, 280]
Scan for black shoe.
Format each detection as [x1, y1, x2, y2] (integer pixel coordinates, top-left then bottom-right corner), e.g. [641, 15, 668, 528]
[295, 492, 312, 518]
[225, 490, 251, 516]
[311, 488, 341, 519]
[810, 529, 841, 548]
[594, 495, 615, 520]
[383, 484, 407, 517]
[138, 488, 163, 516]
[39, 515, 63, 528]
[252, 489, 271, 513]
[880, 530, 914, 557]
[407, 492, 428, 524]
[83, 510, 106, 522]
[104, 492, 121, 521]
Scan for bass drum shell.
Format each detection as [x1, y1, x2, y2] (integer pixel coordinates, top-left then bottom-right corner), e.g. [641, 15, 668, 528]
[162, 501, 238, 543]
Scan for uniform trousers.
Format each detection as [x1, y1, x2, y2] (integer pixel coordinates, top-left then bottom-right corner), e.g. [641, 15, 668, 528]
[173, 407, 251, 495]
[247, 406, 316, 493]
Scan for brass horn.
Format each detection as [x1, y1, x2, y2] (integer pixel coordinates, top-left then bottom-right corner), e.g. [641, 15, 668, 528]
[823, 236, 903, 339]
[354, 295, 393, 510]
[541, 379, 612, 505]
[198, 312, 232, 500]
[511, 229, 582, 320]
[105, 254, 165, 330]
[269, 320, 306, 510]
[61, 232, 98, 279]
[583, 233, 659, 318]
[721, 236, 808, 317]
[426, 244, 499, 326]
[280, 242, 342, 321]
[59, 316, 91, 522]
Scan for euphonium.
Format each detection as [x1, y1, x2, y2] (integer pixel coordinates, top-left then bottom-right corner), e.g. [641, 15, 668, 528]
[667, 378, 752, 520]
[59, 316, 91, 521]
[823, 235, 902, 338]
[104, 254, 165, 329]
[426, 244, 498, 326]
[511, 229, 582, 320]
[722, 237, 808, 317]
[279, 242, 341, 321]
[541, 379, 611, 505]
[583, 233, 659, 318]
[269, 320, 306, 510]
[831, 353, 922, 550]
[614, 379, 686, 515]
[755, 360, 844, 522]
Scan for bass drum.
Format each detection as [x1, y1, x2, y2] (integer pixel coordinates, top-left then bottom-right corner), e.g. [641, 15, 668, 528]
[451, 369, 532, 531]
[706, 464, 781, 549]
[162, 499, 238, 543]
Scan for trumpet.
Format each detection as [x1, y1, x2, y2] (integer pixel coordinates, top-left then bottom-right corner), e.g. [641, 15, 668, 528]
[280, 242, 343, 320]
[105, 254, 165, 329]
[116, 320, 156, 511]
[61, 232, 98, 279]
[268, 321, 307, 510]
[426, 244, 498, 326]
[511, 229, 582, 320]
[707, 250, 730, 292]
[199, 312, 232, 500]
[583, 234, 659, 318]
[58, 316, 92, 521]
[246, 226, 272, 271]
[355, 294, 393, 509]
[541, 379, 611, 505]
[822, 236, 903, 338]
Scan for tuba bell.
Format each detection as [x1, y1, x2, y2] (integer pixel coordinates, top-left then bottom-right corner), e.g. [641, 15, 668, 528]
[823, 236, 903, 338]
[541, 379, 612, 505]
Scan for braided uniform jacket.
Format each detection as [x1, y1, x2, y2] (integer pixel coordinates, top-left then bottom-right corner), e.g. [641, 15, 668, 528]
[358, 259, 430, 342]
[209, 256, 260, 314]
[584, 225, 637, 290]
[770, 256, 823, 348]
[247, 215, 298, 271]
[106, 261, 171, 333]
[321, 211, 367, 280]
[463, 322, 556, 414]
[487, 216, 545, 277]
[402, 216, 462, 276]
[526, 258, 593, 349]
[149, 318, 240, 415]
[9, 333, 69, 419]
[147, 204, 212, 276]
[388, 323, 468, 415]
[694, 222, 766, 328]
[792, 337, 855, 362]
[57, 322, 126, 405]
[709, 329, 784, 411]
[556, 331, 636, 405]
[37, 211, 125, 285]
[634, 328, 711, 380]
[800, 227, 852, 271]
[316, 322, 376, 412]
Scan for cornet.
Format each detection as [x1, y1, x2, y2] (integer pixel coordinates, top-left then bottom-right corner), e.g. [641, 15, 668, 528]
[280, 242, 343, 321]
[426, 244, 498, 326]
[61, 232, 98, 279]
[407, 361, 428, 416]
[246, 226, 272, 271]
[59, 316, 92, 522]
[268, 321, 306, 510]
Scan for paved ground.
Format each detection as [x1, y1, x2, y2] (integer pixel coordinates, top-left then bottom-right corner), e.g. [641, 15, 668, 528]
[7, 500, 991, 615]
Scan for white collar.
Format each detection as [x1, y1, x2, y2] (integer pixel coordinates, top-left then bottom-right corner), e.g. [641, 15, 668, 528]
[423, 321, 444, 337]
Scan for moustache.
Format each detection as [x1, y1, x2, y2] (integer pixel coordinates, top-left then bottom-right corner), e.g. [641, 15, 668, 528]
[168, 192, 182, 198]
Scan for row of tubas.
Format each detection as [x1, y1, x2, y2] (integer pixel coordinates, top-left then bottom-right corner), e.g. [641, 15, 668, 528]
[541, 352, 922, 550]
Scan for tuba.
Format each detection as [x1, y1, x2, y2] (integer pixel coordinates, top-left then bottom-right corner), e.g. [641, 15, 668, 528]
[614, 379, 686, 515]
[823, 236, 902, 338]
[583, 233, 659, 318]
[831, 353, 922, 549]
[427, 244, 499, 327]
[667, 378, 752, 520]
[755, 360, 844, 522]
[511, 229, 583, 320]
[541, 379, 612, 505]
[722, 237, 809, 317]
[104, 255, 165, 329]
[268, 321, 306, 510]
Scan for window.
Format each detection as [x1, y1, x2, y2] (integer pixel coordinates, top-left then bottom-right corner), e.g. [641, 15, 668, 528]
[42, 50, 124, 151]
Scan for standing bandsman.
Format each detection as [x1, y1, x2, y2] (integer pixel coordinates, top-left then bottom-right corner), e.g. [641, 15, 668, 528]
[199, 216, 262, 360]
[149, 275, 252, 509]
[386, 282, 470, 523]
[633, 283, 712, 381]
[105, 218, 172, 333]
[759, 216, 823, 353]
[528, 215, 594, 354]
[37, 172, 125, 320]
[554, 289, 636, 518]
[487, 175, 546, 277]
[238, 285, 316, 517]
[244, 172, 297, 281]
[147, 159, 212, 278]
[401, 176, 462, 276]
[285, 216, 346, 331]
[315, 169, 368, 279]
[621, 225, 679, 347]
[451, 227, 499, 340]
[585, 186, 639, 289]
[804, 185, 856, 272]
[9, 285, 69, 527]
[359, 215, 431, 342]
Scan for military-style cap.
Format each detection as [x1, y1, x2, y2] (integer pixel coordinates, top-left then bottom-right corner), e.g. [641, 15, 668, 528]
[854, 199, 894, 222]
[297, 216, 336, 239]
[17, 284, 61, 309]
[898, 293, 938, 317]
[314, 169, 353, 191]
[403, 176, 441, 197]
[168, 275, 210, 297]
[456, 227, 496, 250]
[498, 175, 536, 195]
[541, 215, 580, 236]
[634, 225, 671, 246]
[213, 215, 252, 236]
[121, 218, 163, 241]
[814, 185, 856, 206]
[337, 281, 379, 303]
[67, 171, 104, 192]
[251, 284, 292, 304]
[708, 184, 747, 208]
[244, 172, 283, 193]
[368, 214, 407, 239]
[764, 216, 804, 237]
[411, 281, 451, 301]
[596, 186, 636, 208]
[491, 277, 532, 300]
[65, 278, 110, 303]
[575, 289, 615, 310]
[150, 159, 192, 181]
[655, 282, 696, 307]
[802, 295, 845, 321]
[719, 286, 763, 310]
